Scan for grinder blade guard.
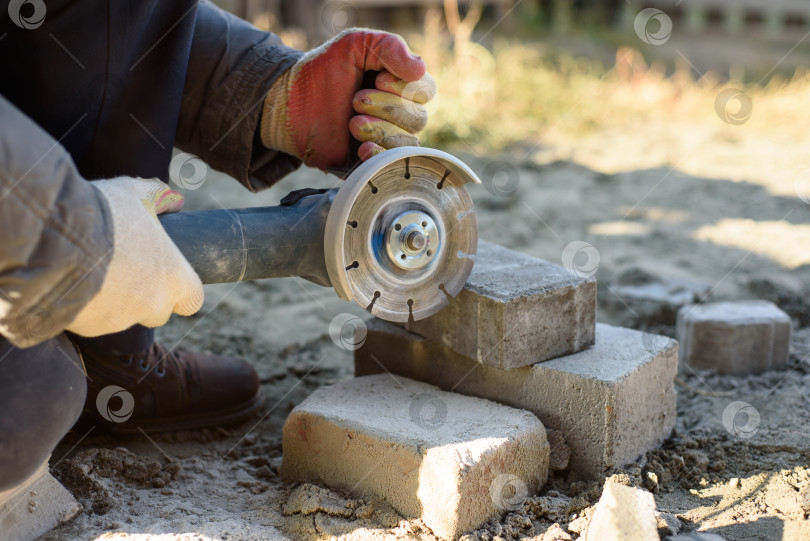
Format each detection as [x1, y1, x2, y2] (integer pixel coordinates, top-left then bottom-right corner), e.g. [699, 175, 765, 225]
[159, 147, 479, 323]
[325, 147, 480, 322]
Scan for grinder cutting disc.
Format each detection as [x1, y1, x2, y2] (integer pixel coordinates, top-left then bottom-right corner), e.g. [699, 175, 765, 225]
[324, 147, 479, 322]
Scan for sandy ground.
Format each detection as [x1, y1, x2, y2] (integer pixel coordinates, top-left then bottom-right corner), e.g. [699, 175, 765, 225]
[40, 106, 810, 541]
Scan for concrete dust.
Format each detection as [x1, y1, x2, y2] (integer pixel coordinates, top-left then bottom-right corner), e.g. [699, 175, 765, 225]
[43, 123, 810, 541]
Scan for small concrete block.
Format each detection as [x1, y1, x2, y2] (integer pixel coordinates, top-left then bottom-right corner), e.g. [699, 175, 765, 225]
[584, 481, 658, 541]
[281, 374, 550, 539]
[0, 464, 81, 541]
[356, 320, 677, 478]
[677, 300, 792, 375]
[403, 240, 596, 369]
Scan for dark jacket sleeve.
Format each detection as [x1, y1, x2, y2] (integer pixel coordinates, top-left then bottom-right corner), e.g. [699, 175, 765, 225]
[0, 94, 114, 348]
[176, 0, 305, 192]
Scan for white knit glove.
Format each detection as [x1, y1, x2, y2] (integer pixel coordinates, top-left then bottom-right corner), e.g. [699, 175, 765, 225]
[67, 177, 204, 337]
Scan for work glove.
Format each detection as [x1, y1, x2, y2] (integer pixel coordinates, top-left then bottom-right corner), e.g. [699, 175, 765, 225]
[67, 177, 204, 337]
[260, 28, 437, 171]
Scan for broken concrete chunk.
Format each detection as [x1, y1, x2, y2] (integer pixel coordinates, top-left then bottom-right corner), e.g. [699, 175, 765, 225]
[584, 481, 658, 541]
[542, 522, 573, 540]
[283, 483, 356, 517]
[677, 300, 792, 375]
[403, 240, 596, 369]
[356, 320, 677, 479]
[281, 374, 550, 540]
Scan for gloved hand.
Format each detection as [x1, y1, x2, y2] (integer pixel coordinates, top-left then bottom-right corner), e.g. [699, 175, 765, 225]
[67, 177, 204, 337]
[260, 28, 437, 171]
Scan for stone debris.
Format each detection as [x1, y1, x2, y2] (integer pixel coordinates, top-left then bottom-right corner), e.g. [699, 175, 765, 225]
[583, 480, 658, 541]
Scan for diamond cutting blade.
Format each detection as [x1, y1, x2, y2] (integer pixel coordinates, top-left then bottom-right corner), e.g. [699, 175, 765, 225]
[324, 147, 479, 322]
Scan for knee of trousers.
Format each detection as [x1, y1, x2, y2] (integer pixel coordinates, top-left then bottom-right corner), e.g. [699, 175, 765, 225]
[0, 333, 87, 491]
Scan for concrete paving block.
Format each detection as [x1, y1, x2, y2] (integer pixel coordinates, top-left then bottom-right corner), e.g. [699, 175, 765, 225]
[0, 462, 81, 541]
[403, 240, 596, 369]
[677, 300, 792, 375]
[584, 481, 658, 541]
[281, 374, 550, 540]
[356, 320, 678, 478]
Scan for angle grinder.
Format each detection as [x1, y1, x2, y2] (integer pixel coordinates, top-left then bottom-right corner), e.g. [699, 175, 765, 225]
[159, 147, 479, 322]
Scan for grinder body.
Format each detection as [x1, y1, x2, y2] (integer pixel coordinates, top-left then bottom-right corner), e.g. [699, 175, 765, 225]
[160, 189, 334, 287]
[159, 147, 480, 323]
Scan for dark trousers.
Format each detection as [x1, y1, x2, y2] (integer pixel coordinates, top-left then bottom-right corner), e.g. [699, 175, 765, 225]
[0, 334, 87, 491]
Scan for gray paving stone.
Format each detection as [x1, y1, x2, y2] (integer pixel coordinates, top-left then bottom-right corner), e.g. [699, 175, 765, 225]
[356, 320, 678, 478]
[402, 241, 597, 369]
[677, 300, 792, 375]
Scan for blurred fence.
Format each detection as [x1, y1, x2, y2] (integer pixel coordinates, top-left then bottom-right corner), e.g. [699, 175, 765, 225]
[218, 0, 514, 45]
[625, 0, 810, 36]
[216, 0, 810, 46]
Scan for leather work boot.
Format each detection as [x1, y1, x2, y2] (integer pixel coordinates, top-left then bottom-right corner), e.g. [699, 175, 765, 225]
[76, 342, 262, 432]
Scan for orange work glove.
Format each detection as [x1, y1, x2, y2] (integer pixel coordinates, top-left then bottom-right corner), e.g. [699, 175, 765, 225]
[260, 29, 437, 171]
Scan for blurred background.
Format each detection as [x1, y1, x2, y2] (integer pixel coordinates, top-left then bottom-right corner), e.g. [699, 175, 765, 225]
[211, 0, 810, 162]
[182, 0, 810, 335]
